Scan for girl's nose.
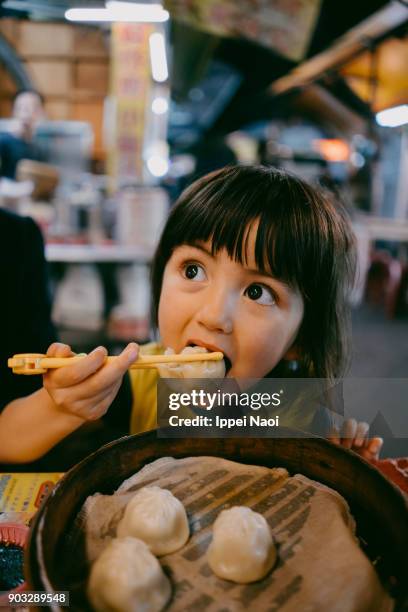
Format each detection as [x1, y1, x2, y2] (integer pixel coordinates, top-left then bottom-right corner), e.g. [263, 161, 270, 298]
[196, 289, 234, 334]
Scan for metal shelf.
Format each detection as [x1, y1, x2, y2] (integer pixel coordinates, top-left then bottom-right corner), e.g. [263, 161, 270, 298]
[45, 243, 154, 264]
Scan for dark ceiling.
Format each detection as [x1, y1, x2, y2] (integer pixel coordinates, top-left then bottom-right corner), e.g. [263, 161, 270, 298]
[167, 0, 407, 147]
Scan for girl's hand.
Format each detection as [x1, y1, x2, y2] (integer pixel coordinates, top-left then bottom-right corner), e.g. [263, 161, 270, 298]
[43, 342, 139, 422]
[328, 418, 383, 460]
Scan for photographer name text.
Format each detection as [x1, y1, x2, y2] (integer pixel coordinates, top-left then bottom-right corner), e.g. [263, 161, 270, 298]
[168, 415, 280, 429]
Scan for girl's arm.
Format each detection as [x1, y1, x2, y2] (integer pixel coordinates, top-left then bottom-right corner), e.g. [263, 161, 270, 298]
[0, 341, 139, 463]
[0, 387, 84, 463]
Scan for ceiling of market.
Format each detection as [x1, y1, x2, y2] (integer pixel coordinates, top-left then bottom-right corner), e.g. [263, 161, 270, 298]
[0, 0, 407, 149]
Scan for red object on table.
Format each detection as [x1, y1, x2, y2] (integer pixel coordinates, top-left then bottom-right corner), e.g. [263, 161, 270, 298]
[365, 251, 404, 318]
[371, 458, 408, 495]
[0, 523, 29, 607]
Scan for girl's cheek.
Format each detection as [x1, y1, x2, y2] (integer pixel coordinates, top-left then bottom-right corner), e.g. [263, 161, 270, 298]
[158, 283, 189, 327]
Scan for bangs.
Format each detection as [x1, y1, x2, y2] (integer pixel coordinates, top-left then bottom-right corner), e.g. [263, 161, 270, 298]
[164, 165, 324, 296]
[152, 164, 356, 379]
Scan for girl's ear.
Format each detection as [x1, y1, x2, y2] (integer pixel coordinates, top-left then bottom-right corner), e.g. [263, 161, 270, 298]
[283, 344, 301, 361]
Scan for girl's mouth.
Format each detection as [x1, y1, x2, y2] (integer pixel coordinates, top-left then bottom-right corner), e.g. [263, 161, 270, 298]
[186, 343, 232, 375]
[223, 355, 232, 374]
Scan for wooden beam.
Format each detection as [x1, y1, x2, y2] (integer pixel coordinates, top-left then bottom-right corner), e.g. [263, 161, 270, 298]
[270, 1, 408, 95]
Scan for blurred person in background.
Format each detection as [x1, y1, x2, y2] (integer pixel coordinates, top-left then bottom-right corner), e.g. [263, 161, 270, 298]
[0, 208, 132, 466]
[0, 207, 55, 411]
[0, 89, 45, 179]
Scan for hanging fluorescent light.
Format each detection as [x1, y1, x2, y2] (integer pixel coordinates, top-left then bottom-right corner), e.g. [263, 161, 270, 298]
[149, 32, 168, 82]
[376, 105, 408, 128]
[151, 96, 169, 114]
[65, 2, 169, 23]
[147, 155, 169, 177]
[106, 2, 169, 21]
[65, 8, 111, 21]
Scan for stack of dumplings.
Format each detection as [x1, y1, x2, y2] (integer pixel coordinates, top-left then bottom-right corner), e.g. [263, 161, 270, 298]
[87, 488, 278, 611]
[87, 487, 189, 612]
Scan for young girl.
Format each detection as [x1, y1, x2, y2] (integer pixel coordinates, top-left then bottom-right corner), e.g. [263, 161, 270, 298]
[0, 165, 381, 461]
[129, 164, 379, 454]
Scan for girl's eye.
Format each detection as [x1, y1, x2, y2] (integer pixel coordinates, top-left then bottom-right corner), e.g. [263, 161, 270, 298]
[245, 283, 276, 306]
[183, 263, 206, 281]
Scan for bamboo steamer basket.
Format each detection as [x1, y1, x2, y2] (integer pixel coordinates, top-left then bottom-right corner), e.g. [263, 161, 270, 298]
[26, 430, 408, 610]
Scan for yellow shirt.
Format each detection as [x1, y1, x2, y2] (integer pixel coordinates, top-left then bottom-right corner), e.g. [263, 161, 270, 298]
[129, 342, 163, 434]
[129, 344, 325, 435]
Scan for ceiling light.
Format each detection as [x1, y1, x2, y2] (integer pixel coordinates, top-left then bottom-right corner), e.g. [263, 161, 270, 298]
[149, 32, 168, 82]
[106, 2, 169, 21]
[376, 105, 408, 128]
[65, 8, 111, 21]
[147, 155, 169, 177]
[65, 2, 169, 23]
[151, 97, 169, 114]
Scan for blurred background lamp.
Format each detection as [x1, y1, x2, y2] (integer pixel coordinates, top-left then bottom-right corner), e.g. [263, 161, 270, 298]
[149, 32, 168, 82]
[312, 139, 350, 162]
[106, 2, 169, 21]
[376, 105, 408, 128]
[147, 155, 169, 177]
[151, 97, 169, 115]
[66, 2, 169, 22]
[350, 152, 365, 168]
[65, 8, 111, 21]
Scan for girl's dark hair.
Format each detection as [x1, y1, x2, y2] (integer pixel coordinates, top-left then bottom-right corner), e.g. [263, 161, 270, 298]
[151, 165, 356, 380]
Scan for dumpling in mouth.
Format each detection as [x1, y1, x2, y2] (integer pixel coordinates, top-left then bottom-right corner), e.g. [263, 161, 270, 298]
[157, 346, 226, 379]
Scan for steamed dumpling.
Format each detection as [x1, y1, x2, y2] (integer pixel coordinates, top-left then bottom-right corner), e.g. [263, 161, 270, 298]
[87, 537, 171, 612]
[207, 506, 277, 583]
[117, 486, 189, 556]
[158, 346, 226, 379]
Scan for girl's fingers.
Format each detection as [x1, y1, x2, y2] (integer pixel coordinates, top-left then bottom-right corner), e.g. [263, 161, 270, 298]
[46, 342, 75, 358]
[327, 420, 382, 461]
[365, 437, 383, 460]
[348, 437, 383, 461]
[49, 365, 121, 407]
[45, 346, 108, 387]
[77, 343, 139, 393]
[46, 343, 138, 403]
[353, 421, 370, 448]
[327, 425, 340, 445]
[107, 343, 139, 378]
[341, 418, 357, 449]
